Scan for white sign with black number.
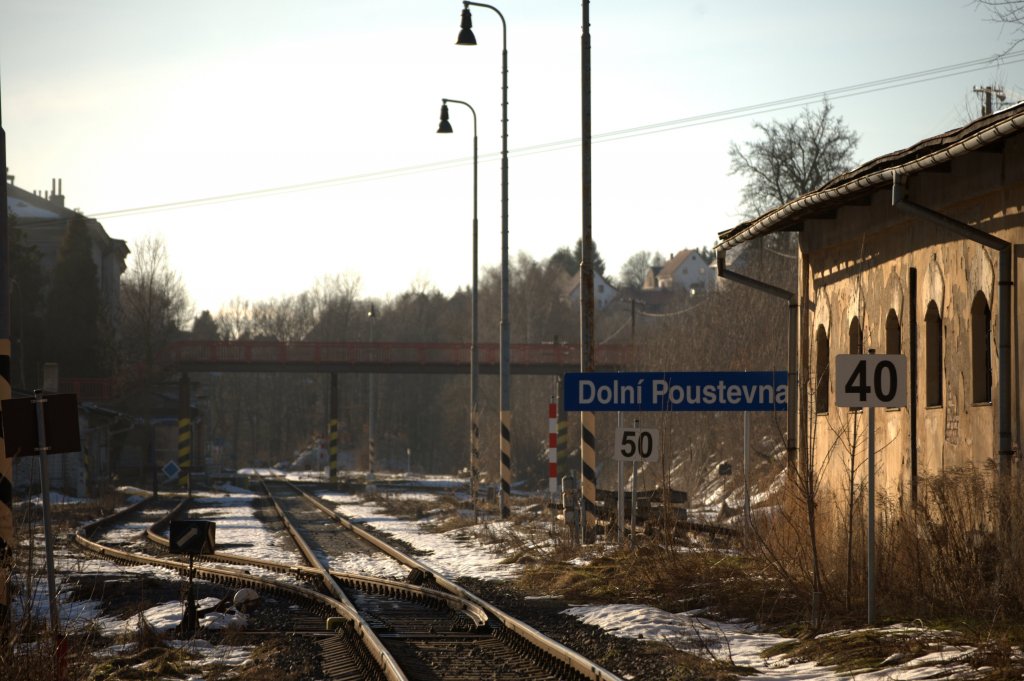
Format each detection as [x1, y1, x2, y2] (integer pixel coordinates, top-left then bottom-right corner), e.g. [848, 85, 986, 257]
[613, 427, 660, 462]
[835, 354, 908, 408]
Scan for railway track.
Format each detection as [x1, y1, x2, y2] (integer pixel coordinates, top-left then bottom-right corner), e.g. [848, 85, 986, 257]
[74, 481, 625, 681]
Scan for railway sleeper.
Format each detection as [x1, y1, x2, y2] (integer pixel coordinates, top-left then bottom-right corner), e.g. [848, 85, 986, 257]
[495, 625, 589, 681]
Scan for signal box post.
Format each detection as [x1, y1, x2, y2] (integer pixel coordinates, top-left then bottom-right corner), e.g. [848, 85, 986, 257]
[169, 520, 216, 636]
[1, 391, 81, 631]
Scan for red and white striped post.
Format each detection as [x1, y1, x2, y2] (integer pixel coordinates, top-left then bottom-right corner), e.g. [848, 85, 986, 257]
[547, 398, 558, 504]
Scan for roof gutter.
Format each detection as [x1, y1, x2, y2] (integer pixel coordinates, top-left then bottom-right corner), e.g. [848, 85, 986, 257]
[892, 174, 1014, 475]
[715, 250, 797, 470]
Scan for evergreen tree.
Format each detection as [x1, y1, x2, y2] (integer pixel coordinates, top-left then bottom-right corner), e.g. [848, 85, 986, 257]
[550, 238, 607, 278]
[44, 217, 109, 378]
[549, 246, 576, 277]
[573, 237, 606, 278]
[191, 310, 221, 340]
[8, 214, 47, 388]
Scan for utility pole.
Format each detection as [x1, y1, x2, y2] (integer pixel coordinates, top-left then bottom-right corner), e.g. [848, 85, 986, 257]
[579, 0, 597, 543]
[973, 85, 1006, 116]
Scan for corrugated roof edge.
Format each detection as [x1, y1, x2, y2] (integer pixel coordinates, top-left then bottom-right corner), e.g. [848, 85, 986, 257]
[716, 101, 1024, 251]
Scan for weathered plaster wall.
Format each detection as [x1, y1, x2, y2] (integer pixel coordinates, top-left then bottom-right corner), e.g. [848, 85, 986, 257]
[799, 134, 1024, 506]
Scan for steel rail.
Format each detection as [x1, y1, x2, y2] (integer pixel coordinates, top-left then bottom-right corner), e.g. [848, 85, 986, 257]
[253, 482, 421, 680]
[139, 490, 491, 628]
[85, 484, 624, 680]
[74, 494, 407, 681]
[258, 478, 360, 609]
[259, 478, 489, 623]
[278, 478, 625, 681]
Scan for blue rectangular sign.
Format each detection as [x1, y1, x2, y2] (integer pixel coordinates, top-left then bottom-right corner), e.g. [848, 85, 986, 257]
[564, 371, 788, 412]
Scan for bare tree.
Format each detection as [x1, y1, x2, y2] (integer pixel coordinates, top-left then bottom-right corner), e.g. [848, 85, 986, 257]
[618, 251, 655, 290]
[729, 99, 859, 220]
[120, 235, 192, 367]
[308, 274, 362, 340]
[976, 0, 1024, 49]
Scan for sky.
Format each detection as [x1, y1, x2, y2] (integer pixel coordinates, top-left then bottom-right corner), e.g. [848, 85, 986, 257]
[19, 480, 982, 679]
[2, 1, 1023, 316]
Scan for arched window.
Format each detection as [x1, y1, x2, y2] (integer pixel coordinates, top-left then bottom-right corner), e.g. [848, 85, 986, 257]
[971, 292, 992, 403]
[925, 301, 943, 407]
[885, 309, 901, 355]
[815, 325, 830, 414]
[849, 317, 863, 354]
[847, 317, 863, 411]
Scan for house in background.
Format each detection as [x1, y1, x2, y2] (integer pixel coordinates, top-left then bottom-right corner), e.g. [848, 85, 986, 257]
[564, 270, 619, 310]
[6, 173, 135, 494]
[6, 174, 129, 317]
[643, 249, 716, 294]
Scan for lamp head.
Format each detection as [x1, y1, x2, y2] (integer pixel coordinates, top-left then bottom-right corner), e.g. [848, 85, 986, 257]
[437, 102, 453, 134]
[456, 7, 476, 45]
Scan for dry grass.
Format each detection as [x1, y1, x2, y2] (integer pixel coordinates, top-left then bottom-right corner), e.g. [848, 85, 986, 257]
[518, 540, 799, 624]
[370, 488, 467, 522]
[747, 466, 1024, 627]
[509, 466, 1024, 676]
[880, 467, 1024, 623]
[763, 626, 1024, 679]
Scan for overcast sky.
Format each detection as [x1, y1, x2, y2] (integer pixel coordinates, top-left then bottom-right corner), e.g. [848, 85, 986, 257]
[3, 1, 1022, 315]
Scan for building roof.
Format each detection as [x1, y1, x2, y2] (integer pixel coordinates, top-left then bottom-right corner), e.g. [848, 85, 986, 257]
[6, 179, 130, 266]
[716, 101, 1024, 251]
[656, 250, 696, 278]
[562, 269, 616, 298]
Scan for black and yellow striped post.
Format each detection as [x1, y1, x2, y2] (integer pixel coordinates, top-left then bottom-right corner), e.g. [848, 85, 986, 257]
[580, 411, 597, 541]
[0, 103, 14, 618]
[178, 373, 191, 494]
[329, 373, 338, 482]
[499, 410, 511, 518]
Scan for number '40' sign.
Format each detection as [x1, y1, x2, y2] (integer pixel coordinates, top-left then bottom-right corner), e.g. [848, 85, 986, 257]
[835, 354, 907, 408]
[613, 427, 660, 462]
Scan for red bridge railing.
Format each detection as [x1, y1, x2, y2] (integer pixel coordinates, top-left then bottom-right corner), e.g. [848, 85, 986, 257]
[159, 340, 633, 374]
[59, 341, 634, 402]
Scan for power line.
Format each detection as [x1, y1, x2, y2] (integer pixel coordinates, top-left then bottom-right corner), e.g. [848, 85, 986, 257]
[89, 50, 1024, 220]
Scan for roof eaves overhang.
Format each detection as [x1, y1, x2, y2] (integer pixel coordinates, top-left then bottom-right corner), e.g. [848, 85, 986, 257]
[716, 106, 1024, 252]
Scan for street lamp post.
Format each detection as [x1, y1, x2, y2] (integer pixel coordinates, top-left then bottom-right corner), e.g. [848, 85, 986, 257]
[437, 99, 481, 521]
[456, 0, 512, 519]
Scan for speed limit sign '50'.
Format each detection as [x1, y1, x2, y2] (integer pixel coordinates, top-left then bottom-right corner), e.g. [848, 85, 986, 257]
[835, 354, 907, 408]
[613, 427, 660, 462]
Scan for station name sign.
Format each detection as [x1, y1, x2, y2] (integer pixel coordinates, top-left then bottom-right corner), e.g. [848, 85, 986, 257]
[564, 371, 787, 412]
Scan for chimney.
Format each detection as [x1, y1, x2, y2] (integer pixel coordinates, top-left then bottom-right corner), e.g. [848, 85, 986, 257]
[50, 178, 65, 207]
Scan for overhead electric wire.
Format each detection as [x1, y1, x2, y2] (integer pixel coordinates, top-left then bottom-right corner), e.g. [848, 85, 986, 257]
[80, 50, 1024, 221]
